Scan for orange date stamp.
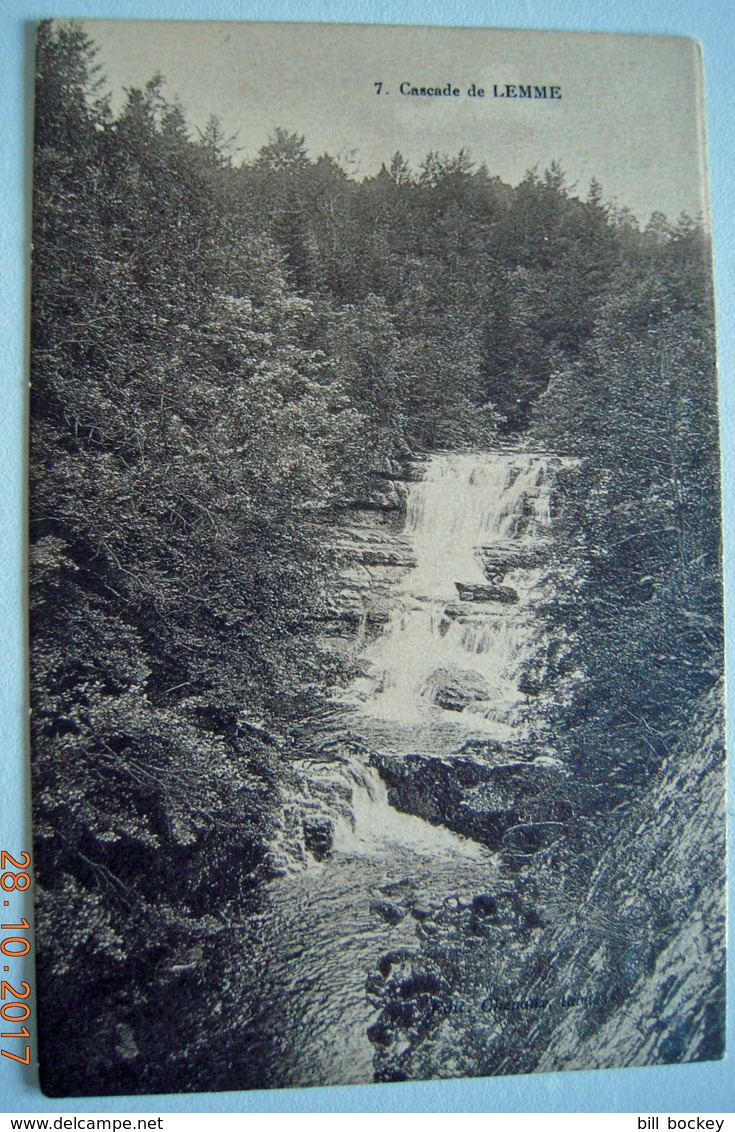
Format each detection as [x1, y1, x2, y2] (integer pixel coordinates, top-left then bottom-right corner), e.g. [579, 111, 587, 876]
[1, 851, 32, 1066]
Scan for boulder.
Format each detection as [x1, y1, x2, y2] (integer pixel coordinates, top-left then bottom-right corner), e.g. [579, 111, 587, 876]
[419, 665, 489, 712]
[302, 816, 334, 860]
[370, 899, 406, 926]
[410, 902, 435, 922]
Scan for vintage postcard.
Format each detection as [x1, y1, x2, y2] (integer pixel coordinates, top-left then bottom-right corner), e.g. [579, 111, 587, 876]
[28, 20, 725, 1095]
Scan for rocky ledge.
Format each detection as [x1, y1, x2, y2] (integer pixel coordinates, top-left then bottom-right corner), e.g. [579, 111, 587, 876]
[370, 748, 569, 855]
[454, 582, 519, 604]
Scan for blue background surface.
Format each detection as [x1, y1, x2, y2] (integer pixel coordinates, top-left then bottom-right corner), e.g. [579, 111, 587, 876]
[1, 0, 732, 1114]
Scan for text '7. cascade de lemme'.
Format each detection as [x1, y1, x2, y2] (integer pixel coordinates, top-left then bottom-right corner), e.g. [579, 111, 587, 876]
[383, 82, 562, 99]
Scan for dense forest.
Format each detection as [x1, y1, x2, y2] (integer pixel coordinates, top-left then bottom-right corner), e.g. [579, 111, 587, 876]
[30, 21, 724, 1094]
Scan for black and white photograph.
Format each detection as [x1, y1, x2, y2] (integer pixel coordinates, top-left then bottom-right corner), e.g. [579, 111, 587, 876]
[28, 19, 726, 1098]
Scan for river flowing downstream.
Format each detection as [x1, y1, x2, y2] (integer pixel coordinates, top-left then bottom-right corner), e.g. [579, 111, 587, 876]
[232, 449, 573, 1089]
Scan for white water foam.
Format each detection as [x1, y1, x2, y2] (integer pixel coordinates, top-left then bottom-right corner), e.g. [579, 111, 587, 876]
[348, 452, 565, 740]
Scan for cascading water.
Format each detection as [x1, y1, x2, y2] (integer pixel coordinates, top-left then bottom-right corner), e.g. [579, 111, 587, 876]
[347, 451, 565, 747]
[231, 449, 572, 1089]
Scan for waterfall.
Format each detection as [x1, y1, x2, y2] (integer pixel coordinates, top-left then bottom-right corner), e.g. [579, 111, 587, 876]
[331, 762, 488, 858]
[404, 453, 550, 598]
[248, 449, 572, 1087]
[347, 451, 568, 745]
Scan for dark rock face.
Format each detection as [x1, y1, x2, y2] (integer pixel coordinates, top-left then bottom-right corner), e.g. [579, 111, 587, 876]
[370, 750, 567, 852]
[321, 505, 415, 641]
[367, 949, 453, 1062]
[346, 482, 408, 513]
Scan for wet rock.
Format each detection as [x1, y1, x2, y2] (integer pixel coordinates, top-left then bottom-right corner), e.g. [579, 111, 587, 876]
[478, 544, 546, 580]
[457, 737, 512, 759]
[455, 582, 519, 604]
[518, 672, 544, 696]
[524, 908, 545, 930]
[367, 1018, 393, 1047]
[517, 637, 573, 697]
[398, 970, 447, 998]
[316, 608, 390, 628]
[367, 952, 452, 1066]
[470, 891, 526, 928]
[472, 893, 499, 917]
[370, 898, 406, 926]
[366, 972, 386, 997]
[385, 998, 415, 1029]
[302, 816, 333, 860]
[370, 751, 567, 852]
[371, 454, 406, 478]
[379, 878, 416, 897]
[377, 948, 414, 978]
[420, 665, 489, 712]
[346, 482, 408, 513]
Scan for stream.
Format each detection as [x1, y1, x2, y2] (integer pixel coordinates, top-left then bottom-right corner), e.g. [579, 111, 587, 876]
[232, 449, 572, 1089]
